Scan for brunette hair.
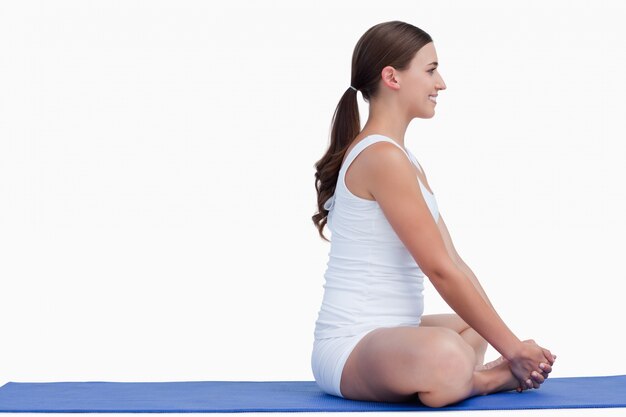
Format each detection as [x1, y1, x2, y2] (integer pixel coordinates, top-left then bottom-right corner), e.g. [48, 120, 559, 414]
[312, 21, 433, 241]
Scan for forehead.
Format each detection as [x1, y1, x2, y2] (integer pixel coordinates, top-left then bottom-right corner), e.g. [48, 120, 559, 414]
[413, 42, 438, 66]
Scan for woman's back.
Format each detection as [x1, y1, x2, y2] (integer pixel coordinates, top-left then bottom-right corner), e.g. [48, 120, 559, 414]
[313, 134, 440, 340]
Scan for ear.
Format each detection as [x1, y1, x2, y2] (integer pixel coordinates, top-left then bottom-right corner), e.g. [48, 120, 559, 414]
[380, 66, 401, 91]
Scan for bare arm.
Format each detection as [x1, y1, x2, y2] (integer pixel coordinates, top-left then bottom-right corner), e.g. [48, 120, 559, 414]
[436, 215, 495, 310]
[456, 257, 494, 309]
[427, 261, 520, 359]
[364, 143, 522, 360]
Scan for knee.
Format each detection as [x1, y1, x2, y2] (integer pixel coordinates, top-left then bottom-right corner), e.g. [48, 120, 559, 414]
[431, 328, 476, 376]
[417, 356, 474, 408]
[416, 329, 475, 407]
[409, 328, 475, 389]
[439, 348, 475, 387]
[418, 392, 454, 408]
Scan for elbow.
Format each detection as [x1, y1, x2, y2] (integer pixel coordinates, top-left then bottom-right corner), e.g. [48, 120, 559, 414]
[425, 258, 462, 283]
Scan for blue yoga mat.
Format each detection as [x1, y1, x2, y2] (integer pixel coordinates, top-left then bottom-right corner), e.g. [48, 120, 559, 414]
[1, 375, 625, 412]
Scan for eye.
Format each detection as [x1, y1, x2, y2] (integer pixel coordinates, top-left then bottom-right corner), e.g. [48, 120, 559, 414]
[428, 68, 436, 74]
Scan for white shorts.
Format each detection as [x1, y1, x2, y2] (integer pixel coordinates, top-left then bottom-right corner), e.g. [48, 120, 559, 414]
[310, 328, 379, 398]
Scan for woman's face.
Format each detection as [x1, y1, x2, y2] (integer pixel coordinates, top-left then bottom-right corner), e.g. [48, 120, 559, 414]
[398, 42, 447, 119]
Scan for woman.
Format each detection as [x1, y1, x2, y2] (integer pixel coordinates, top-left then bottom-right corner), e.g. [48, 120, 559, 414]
[310, 21, 557, 408]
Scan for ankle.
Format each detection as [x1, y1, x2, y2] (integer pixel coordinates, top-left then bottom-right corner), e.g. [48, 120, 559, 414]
[471, 370, 490, 397]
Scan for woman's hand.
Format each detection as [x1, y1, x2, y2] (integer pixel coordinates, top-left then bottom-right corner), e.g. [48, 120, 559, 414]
[515, 360, 554, 392]
[509, 339, 556, 392]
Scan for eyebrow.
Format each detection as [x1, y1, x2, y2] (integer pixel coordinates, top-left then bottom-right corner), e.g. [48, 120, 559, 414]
[427, 61, 438, 67]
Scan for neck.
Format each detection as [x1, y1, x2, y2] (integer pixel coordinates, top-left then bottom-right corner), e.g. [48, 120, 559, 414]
[361, 99, 411, 148]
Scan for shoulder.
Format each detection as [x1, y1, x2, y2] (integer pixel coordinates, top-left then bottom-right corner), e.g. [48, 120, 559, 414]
[358, 141, 414, 179]
[362, 144, 451, 277]
[354, 140, 408, 167]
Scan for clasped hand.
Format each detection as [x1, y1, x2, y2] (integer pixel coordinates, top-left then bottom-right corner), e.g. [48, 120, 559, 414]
[508, 339, 557, 392]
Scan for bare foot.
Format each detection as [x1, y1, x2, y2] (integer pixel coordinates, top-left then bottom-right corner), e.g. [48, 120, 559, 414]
[474, 355, 506, 371]
[471, 356, 520, 396]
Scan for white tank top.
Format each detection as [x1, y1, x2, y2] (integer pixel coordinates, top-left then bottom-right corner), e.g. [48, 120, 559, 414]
[313, 134, 440, 340]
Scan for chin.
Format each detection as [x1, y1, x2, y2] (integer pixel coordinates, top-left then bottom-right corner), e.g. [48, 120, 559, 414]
[412, 105, 437, 119]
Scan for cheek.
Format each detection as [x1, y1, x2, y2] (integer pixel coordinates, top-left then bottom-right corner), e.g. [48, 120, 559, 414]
[414, 76, 432, 94]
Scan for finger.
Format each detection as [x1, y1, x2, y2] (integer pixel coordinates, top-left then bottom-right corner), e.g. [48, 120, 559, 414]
[539, 363, 552, 374]
[547, 351, 557, 364]
[531, 371, 545, 384]
[518, 377, 530, 390]
[542, 349, 554, 365]
[539, 365, 551, 380]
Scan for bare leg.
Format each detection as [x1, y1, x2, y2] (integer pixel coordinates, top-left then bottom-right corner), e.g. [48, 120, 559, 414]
[340, 325, 521, 408]
[471, 358, 520, 396]
[475, 355, 507, 371]
[460, 326, 487, 367]
[420, 314, 488, 367]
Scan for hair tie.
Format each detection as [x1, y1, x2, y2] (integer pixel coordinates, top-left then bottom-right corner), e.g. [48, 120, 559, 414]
[349, 86, 357, 91]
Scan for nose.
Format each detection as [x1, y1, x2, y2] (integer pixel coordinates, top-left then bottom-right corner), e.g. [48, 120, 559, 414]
[437, 78, 446, 91]
[437, 73, 446, 91]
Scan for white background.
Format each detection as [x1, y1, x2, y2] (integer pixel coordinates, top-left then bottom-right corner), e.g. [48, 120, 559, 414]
[1, 1, 625, 416]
